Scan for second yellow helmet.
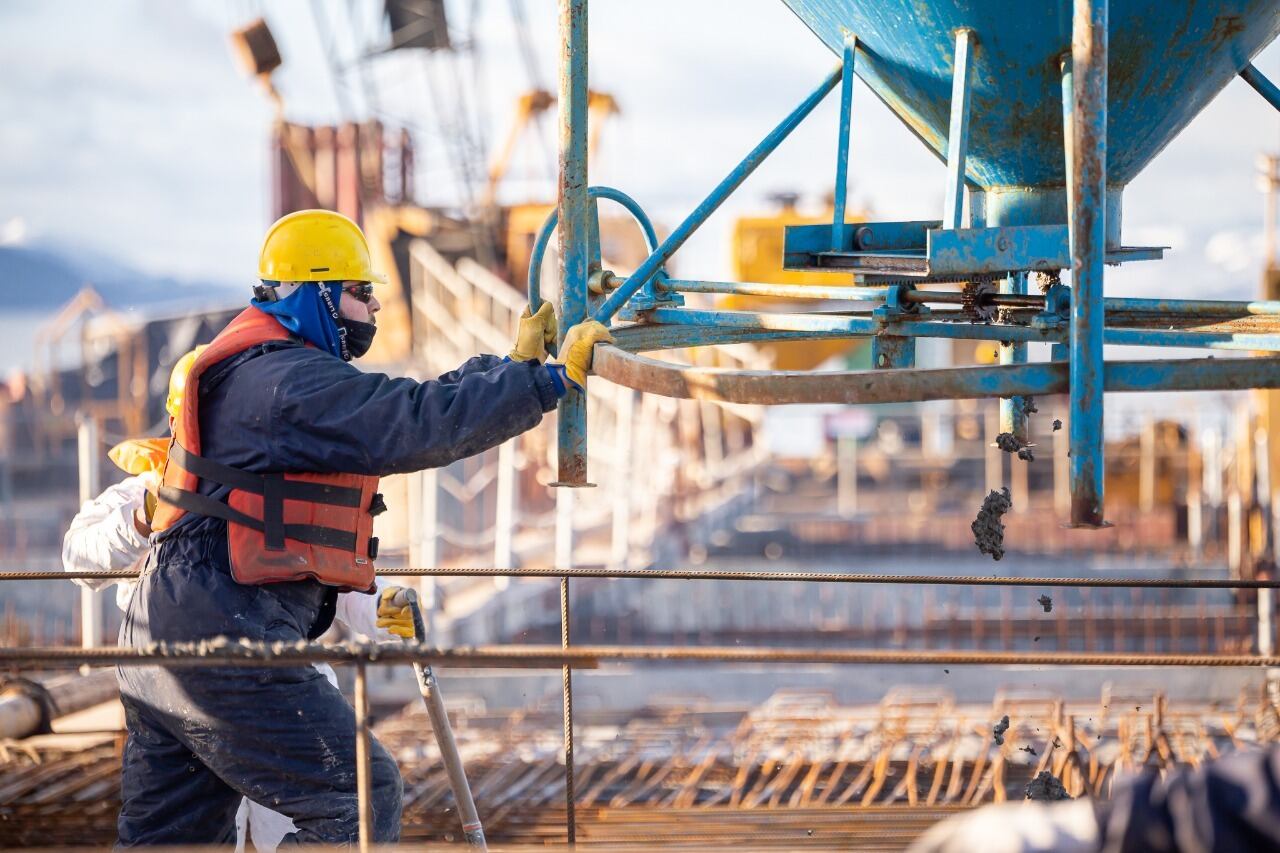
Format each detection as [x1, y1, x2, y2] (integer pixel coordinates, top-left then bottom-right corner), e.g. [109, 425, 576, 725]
[166, 345, 208, 419]
[258, 209, 386, 284]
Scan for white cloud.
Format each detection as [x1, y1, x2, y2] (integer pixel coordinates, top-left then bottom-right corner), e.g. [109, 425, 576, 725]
[0, 216, 27, 246]
[1204, 229, 1265, 274]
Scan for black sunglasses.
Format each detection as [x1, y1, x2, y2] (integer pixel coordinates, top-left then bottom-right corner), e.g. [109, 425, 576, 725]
[342, 283, 375, 303]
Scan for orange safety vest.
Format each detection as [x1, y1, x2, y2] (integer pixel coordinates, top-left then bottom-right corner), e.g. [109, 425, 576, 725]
[154, 307, 382, 593]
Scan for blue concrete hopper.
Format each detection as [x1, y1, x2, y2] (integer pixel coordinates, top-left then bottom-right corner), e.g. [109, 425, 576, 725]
[779, 0, 1280, 273]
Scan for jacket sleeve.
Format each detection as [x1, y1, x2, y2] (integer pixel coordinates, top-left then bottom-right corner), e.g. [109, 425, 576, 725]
[62, 476, 148, 602]
[267, 349, 558, 476]
[333, 578, 389, 640]
[434, 354, 504, 385]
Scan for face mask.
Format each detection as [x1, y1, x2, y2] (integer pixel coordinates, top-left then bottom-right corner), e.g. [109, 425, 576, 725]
[338, 317, 377, 360]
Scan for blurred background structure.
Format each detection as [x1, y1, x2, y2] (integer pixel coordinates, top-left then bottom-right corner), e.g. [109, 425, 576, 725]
[3, 1, 1280, 848]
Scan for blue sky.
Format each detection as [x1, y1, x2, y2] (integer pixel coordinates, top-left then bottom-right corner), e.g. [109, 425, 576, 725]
[1, 0, 1279, 303]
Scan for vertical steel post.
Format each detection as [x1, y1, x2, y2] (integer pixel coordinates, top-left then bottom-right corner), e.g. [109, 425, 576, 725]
[943, 29, 975, 230]
[555, 483, 576, 843]
[1068, 0, 1107, 527]
[355, 661, 372, 853]
[872, 334, 915, 369]
[999, 272, 1029, 442]
[831, 35, 857, 249]
[556, 0, 590, 486]
[77, 415, 102, 648]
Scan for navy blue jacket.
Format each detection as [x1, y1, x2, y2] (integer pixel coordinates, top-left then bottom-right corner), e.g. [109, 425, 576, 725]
[144, 338, 557, 642]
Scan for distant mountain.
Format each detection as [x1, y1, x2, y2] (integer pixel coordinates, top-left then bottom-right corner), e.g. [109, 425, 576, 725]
[0, 244, 238, 312]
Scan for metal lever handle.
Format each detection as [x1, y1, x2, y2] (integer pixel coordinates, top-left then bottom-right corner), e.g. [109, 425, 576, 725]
[390, 587, 429, 643]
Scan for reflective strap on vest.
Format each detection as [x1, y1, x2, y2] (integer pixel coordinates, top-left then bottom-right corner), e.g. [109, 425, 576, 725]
[157, 485, 358, 552]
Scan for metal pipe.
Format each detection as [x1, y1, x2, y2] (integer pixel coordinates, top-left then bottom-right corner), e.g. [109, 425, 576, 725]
[1000, 272, 1030, 441]
[943, 29, 975, 230]
[1241, 63, 1280, 113]
[643, 306, 1063, 346]
[528, 186, 663, 312]
[555, 0, 591, 486]
[664, 278, 889, 302]
[591, 346, 1280, 406]
[831, 36, 857, 249]
[5, 645, 1280, 670]
[399, 591, 487, 850]
[1103, 297, 1280, 316]
[594, 64, 843, 322]
[1068, 0, 1108, 527]
[355, 661, 372, 853]
[20, 567, 1280, 589]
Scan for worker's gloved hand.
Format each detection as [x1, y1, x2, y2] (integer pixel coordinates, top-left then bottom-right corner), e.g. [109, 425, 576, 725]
[550, 320, 615, 391]
[509, 302, 558, 363]
[376, 586, 416, 639]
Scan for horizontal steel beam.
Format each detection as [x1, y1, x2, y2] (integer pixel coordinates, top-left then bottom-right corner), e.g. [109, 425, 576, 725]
[592, 346, 1280, 405]
[645, 307, 1064, 345]
[662, 278, 890, 302]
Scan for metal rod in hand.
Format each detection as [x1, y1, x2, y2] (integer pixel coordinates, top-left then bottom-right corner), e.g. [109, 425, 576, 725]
[395, 588, 488, 850]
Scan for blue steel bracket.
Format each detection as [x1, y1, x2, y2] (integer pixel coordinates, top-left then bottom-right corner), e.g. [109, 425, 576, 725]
[1031, 283, 1072, 331]
[784, 221, 1164, 280]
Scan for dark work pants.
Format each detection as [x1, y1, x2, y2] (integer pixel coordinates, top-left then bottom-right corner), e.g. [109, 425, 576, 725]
[115, 539, 402, 846]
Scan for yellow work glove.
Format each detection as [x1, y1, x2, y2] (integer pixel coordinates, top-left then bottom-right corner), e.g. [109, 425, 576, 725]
[509, 302, 558, 363]
[376, 586, 416, 639]
[552, 320, 615, 391]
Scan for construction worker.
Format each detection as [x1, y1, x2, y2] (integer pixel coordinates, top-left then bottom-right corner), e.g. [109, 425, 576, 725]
[62, 347, 418, 851]
[114, 209, 612, 846]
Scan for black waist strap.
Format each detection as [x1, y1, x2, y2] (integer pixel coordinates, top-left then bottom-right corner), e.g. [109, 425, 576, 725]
[170, 444, 363, 508]
[158, 486, 358, 552]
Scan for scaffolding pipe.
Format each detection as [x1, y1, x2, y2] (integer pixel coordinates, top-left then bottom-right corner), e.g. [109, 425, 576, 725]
[1067, 0, 1108, 527]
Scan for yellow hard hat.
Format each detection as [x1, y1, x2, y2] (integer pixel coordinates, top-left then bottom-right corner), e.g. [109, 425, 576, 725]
[258, 209, 386, 284]
[166, 345, 208, 419]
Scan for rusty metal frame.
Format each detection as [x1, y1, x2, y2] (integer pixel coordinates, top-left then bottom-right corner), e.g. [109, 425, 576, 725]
[591, 347, 1280, 406]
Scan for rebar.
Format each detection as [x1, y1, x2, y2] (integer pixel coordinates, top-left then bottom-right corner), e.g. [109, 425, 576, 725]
[3, 643, 1279, 669]
[11, 567, 1280, 589]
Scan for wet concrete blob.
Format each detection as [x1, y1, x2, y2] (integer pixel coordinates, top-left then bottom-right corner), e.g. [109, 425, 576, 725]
[1052, 419, 1063, 431]
[1025, 770, 1073, 801]
[972, 487, 1012, 560]
[993, 714, 1011, 745]
[995, 432, 1035, 462]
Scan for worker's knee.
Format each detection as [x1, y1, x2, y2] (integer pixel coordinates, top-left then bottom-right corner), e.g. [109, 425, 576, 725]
[370, 740, 404, 842]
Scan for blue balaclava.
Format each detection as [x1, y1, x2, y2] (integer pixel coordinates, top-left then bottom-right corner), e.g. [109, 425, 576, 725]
[252, 282, 350, 361]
